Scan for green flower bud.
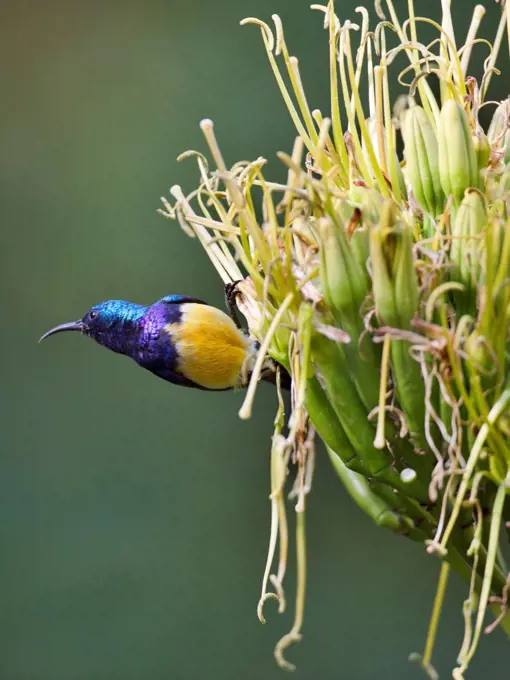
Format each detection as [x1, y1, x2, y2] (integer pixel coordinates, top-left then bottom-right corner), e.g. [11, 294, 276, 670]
[363, 117, 406, 197]
[332, 198, 371, 289]
[465, 329, 491, 373]
[487, 98, 510, 164]
[491, 164, 510, 218]
[450, 190, 486, 307]
[349, 183, 384, 225]
[370, 204, 425, 447]
[393, 221, 419, 326]
[472, 131, 491, 171]
[318, 216, 369, 321]
[489, 219, 506, 269]
[369, 202, 419, 328]
[402, 105, 444, 216]
[420, 213, 436, 240]
[500, 164, 510, 194]
[465, 329, 500, 419]
[349, 226, 370, 289]
[333, 197, 357, 225]
[438, 99, 478, 203]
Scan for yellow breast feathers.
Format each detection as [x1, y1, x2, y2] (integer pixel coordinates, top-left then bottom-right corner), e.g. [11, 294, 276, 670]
[165, 304, 253, 390]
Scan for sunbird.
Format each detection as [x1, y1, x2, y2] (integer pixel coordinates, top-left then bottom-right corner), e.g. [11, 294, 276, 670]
[40, 292, 287, 390]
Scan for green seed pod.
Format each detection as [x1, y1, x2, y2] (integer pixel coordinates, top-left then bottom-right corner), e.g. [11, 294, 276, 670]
[318, 216, 369, 320]
[330, 199, 370, 287]
[349, 183, 384, 225]
[369, 228, 398, 327]
[472, 131, 491, 171]
[402, 105, 444, 216]
[450, 190, 486, 299]
[487, 99, 507, 140]
[369, 202, 419, 328]
[487, 98, 510, 164]
[393, 221, 419, 326]
[420, 213, 436, 240]
[319, 211, 383, 414]
[465, 329, 492, 373]
[349, 226, 370, 288]
[396, 159, 408, 201]
[500, 164, 510, 195]
[370, 203, 428, 449]
[465, 328, 501, 407]
[333, 198, 357, 225]
[490, 217, 510, 297]
[438, 99, 478, 203]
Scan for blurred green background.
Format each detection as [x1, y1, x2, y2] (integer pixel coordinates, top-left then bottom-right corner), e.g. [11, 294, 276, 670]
[1, 1, 509, 678]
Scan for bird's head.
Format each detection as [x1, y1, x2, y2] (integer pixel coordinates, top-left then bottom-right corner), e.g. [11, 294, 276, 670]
[40, 300, 146, 350]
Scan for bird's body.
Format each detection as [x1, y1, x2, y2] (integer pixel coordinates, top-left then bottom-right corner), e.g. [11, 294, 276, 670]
[40, 295, 256, 391]
[163, 301, 252, 389]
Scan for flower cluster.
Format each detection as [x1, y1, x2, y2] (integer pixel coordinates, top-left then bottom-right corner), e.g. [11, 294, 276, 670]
[160, 1, 510, 677]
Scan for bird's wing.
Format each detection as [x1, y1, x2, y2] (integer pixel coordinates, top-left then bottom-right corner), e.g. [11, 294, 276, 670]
[151, 363, 210, 390]
[157, 295, 209, 306]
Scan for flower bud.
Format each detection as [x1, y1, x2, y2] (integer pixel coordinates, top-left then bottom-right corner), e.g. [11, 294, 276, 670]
[318, 216, 369, 321]
[349, 183, 384, 225]
[438, 99, 478, 203]
[363, 117, 406, 197]
[333, 197, 357, 224]
[332, 199, 371, 289]
[490, 219, 510, 293]
[393, 220, 419, 326]
[349, 226, 370, 288]
[402, 106, 444, 216]
[369, 202, 419, 328]
[420, 213, 435, 240]
[465, 329, 492, 373]
[472, 130, 491, 171]
[487, 98, 510, 164]
[465, 328, 501, 425]
[450, 190, 486, 305]
[500, 164, 510, 195]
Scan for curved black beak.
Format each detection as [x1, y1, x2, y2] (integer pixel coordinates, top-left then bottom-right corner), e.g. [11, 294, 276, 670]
[39, 320, 85, 343]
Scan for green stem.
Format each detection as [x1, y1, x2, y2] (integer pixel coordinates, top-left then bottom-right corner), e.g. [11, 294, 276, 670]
[313, 335, 429, 500]
[327, 447, 414, 534]
[306, 377, 366, 474]
[456, 482, 507, 675]
[440, 387, 510, 551]
[422, 561, 450, 678]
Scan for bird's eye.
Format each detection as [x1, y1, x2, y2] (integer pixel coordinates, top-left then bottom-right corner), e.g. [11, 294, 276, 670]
[89, 310, 98, 320]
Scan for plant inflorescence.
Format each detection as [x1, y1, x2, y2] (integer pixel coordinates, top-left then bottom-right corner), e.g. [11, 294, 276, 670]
[160, 1, 510, 676]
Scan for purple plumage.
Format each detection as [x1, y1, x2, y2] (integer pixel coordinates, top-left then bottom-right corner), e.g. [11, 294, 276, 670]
[40, 293, 289, 391]
[40, 295, 212, 389]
